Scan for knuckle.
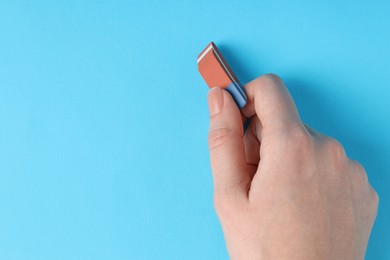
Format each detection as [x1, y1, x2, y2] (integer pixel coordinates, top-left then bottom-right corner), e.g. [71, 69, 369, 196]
[263, 73, 283, 84]
[325, 138, 347, 163]
[255, 73, 284, 91]
[287, 125, 313, 151]
[351, 160, 368, 182]
[267, 125, 314, 167]
[368, 186, 379, 218]
[370, 187, 379, 205]
[208, 127, 236, 151]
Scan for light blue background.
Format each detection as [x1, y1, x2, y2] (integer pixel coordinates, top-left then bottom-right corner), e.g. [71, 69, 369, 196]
[0, 0, 389, 259]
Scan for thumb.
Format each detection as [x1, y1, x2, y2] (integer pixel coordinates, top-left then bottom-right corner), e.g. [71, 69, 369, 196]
[208, 87, 250, 199]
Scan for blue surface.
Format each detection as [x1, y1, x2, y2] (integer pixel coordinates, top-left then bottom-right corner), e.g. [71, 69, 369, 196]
[0, 1, 389, 259]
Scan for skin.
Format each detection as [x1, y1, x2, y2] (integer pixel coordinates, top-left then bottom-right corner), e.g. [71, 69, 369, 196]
[207, 74, 378, 260]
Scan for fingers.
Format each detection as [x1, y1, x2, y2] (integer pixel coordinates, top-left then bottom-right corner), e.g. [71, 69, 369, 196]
[240, 74, 309, 197]
[348, 160, 379, 221]
[208, 88, 251, 199]
[242, 74, 303, 136]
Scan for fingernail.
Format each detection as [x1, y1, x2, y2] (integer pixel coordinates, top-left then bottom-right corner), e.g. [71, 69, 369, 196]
[208, 87, 223, 116]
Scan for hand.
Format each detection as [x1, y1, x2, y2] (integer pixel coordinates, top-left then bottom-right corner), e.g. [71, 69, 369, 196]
[207, 74, 378, 260]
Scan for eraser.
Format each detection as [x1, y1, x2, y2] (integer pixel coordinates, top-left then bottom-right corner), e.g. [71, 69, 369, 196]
[197, 42, 247, 108]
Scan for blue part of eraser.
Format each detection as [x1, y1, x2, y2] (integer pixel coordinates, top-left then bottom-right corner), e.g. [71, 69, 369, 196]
[226, 82, 247, 109]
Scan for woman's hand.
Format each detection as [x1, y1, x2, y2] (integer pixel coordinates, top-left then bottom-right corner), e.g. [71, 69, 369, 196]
[207, 74, 378, 260]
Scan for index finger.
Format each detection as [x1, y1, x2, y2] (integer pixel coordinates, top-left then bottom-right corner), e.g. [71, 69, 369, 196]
[242, 74, 302, 133]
